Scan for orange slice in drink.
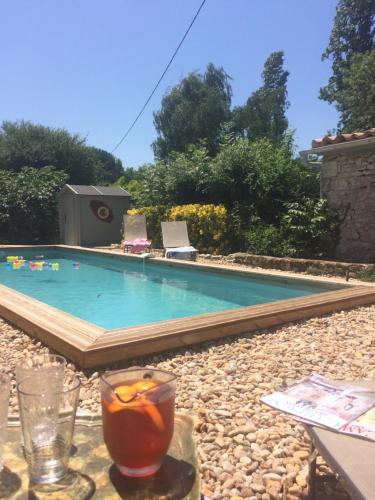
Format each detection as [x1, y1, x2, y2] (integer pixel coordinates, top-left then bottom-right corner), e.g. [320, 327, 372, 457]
[105, 385, 137, 413]
[116, 385, 138, 402]
[132, 380, 166, 431]
[141, 403, 165, 431]
[106, 380, 166, 431]
[132, 379, 157, 393]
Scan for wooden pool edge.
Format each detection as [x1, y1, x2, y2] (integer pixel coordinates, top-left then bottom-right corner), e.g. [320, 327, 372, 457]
[0, 284, 104, 367]
[1, 281, 375, 368]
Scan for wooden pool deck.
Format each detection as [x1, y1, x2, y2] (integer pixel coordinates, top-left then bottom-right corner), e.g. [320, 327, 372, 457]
[1, 245, 375, 368]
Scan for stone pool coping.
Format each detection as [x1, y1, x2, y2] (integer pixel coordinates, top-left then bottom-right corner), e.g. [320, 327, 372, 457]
[1, 244, 375, 368]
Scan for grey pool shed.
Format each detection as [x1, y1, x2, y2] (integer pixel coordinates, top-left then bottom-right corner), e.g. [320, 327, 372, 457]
[58, 184, 131, 247]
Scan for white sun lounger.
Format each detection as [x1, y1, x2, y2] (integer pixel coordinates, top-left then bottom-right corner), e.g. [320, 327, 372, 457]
[123, 214, 151, 253]
[161, 221, 198, 261]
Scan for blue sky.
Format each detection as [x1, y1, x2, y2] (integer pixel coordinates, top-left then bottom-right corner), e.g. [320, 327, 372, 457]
[1, 0, 338, 168]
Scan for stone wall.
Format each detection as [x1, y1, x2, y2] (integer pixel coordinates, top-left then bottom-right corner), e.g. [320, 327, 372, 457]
[320, 151, 375, 263]
[200, 252, 375, 280]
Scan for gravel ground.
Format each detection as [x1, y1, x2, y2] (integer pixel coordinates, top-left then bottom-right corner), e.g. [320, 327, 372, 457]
[2, 305, 375, 499]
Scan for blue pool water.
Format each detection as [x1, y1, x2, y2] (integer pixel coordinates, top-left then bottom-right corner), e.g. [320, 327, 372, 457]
[0, 249, 342, 330]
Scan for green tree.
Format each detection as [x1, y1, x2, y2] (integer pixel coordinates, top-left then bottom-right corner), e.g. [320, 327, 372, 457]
[152, 63, 232, 159]
[87, 147, 124, 184]
[0, 166, 68, 243]
[116, 163, 168, 207]
[208, 136, 318, 223]
[126, 135, 319, 225]
[121, 136, 332, 256]
[161, 145, 212, 205]
[115, 166, 142, 186]
[335, 50, 375, 131]
[0, 121, 123, 184]
[232, 52, 289, 142]
[320, 0, 375, 129]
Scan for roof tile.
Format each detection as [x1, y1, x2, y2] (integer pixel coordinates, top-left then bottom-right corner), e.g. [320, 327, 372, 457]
[312, 128, 375, 148]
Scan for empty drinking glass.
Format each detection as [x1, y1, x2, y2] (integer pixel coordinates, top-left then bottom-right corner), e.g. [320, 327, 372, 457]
[0, 374, 10, 472]
[15, 354, 66, 448]
[16, 354, 66, 386]
[17, 372, 80, 484]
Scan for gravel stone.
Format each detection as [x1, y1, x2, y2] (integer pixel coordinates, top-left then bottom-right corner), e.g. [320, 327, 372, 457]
[2, 299, 371, 499]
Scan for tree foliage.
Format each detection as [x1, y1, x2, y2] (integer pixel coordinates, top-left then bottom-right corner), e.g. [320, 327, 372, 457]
[152, 63, 232, 159]
[232, 52, 289, 142]
[0, 121, 123, 184]
[121, 136, 319, 224]
[320, 0, 375, 129]
[245, 198, 338, 259]
[280, 198, 339, 258]
[119, 131, 339, 258]
[335, 50, 375, 131]
[0, 166, 68, 244]
[86, 147, 124, 184]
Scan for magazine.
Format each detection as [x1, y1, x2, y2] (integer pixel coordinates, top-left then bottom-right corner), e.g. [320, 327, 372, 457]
[261, 374, 375, 433]
[293, 408, 375, 442]
[340, 407, 375, 441]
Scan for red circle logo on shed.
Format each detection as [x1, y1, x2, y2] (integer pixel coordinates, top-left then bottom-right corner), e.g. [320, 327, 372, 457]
[90, 200, 113, 223]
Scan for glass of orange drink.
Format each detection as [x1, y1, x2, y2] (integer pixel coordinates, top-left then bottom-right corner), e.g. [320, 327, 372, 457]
[100, 368, 176, 478]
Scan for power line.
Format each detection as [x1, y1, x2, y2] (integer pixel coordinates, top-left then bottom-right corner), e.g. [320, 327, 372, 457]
[111, 0, 207, 154]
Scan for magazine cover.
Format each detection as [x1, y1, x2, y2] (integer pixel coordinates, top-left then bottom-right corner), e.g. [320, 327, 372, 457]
[261, 374, 375, 430]
[340, 407, 375, 441]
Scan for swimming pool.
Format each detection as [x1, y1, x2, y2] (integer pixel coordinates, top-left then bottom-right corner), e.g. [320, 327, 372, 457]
[0, 248, 342, 329]
[1, 246, 374, 368]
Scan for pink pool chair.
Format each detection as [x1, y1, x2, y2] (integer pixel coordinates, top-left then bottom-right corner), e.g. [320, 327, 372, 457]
[123, 215, 151, 254]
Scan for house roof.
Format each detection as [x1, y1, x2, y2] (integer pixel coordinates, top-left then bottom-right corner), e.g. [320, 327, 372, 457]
[63, 185, 131, 196]
[312, 128, 375, 148]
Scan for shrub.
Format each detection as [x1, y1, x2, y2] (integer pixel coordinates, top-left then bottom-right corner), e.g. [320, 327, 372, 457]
[281, 198, 339, 258]
[208, 137, 319, 223]
[245, 198, 339, 259]
[168, 204, 229, 254]
[245, 219, 293, 257]
[0, 166, 68, 243]
[121, 137, 319, 219]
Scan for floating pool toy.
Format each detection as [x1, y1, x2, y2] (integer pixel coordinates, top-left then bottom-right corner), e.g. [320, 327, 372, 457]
[8, 259, 60, 271]
[7, 256, 22, 262]
[9, 259, 27, 269]
[72, 261, 80, 269]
